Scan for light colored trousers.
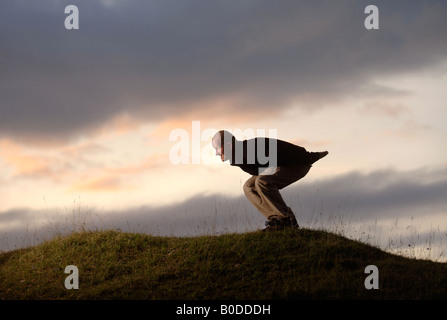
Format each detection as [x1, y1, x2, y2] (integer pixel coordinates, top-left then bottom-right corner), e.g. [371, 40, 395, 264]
[243, 164, 312, 220]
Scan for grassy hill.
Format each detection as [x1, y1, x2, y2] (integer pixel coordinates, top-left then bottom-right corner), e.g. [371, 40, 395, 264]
[0, 228, 446, 300]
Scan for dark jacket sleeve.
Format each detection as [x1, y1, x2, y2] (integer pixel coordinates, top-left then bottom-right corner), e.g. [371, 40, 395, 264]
[230, 138, 311, 175]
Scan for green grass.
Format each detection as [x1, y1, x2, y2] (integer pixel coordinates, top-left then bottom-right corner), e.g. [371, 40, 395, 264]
[0, 228, 446, 299]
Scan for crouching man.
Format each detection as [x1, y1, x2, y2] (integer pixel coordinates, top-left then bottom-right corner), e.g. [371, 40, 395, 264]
[212, 130, 328, 231]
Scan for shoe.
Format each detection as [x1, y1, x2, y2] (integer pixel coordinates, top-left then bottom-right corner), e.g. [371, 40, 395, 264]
[262, 216, 299, 232]
[262, 217, 282, 232]
[289, 215, 299, 228]
[309, 151, 328, 164]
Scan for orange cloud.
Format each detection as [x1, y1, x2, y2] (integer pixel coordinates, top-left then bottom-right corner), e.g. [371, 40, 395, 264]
[67, 152, 169, 193]
[68, 175, 133, 193]
[0, 139, 60, 177]
[107, 153, 168, 174]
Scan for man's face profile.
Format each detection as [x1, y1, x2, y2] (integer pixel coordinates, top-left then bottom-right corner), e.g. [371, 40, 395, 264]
[212, 133, 230, 162]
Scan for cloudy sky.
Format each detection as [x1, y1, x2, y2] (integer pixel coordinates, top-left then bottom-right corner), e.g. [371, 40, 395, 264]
[1, 0, 446, 260]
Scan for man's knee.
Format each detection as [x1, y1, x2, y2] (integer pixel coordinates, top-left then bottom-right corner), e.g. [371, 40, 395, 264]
[243, 177, 256, 196]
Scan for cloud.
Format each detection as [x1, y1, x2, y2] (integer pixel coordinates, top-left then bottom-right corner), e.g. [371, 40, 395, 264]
[1, 0, 446, 141]
[66, 152, 167, 193]
[1, 166, 446, 252]
[68, 175, 132, 193]
[291, 167, 447, 221]
[358, 101, 411, 119]
[0, 139, 67, 178]
[0, 208, 32, 224]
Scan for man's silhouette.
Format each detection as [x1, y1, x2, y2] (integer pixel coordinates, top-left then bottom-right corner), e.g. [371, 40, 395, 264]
[212, 130, 328, 231]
